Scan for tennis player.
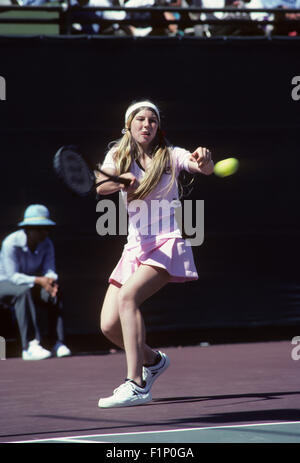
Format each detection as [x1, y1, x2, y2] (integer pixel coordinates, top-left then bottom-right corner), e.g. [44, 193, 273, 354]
[96, 100, 214, 408]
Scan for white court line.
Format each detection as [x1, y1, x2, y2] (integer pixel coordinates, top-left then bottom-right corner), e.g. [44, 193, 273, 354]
[10, 421, 300, 443]
[71, 420, 300, 437]
[56, 438, 108, 443]
[11, 436, 113, 443]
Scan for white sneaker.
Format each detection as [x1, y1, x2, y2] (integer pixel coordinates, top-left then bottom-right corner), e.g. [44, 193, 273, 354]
[143, 351, 170, 390]
[22, 339, 52, 361]
[98, 380, 152, 409]
[53, 342, 71, 358]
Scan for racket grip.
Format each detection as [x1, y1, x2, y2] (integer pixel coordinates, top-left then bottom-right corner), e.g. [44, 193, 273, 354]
[118, 177, 131, 186]
[95, 176, 131, 188]
[95, 166, 132, 187]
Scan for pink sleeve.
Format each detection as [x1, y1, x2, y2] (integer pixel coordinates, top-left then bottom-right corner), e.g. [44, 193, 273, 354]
[171, 146, 192, 174]
[101, 147, 117, 170]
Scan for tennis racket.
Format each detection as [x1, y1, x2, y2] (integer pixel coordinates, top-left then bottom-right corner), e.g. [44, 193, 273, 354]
[53, 145, 131, 197]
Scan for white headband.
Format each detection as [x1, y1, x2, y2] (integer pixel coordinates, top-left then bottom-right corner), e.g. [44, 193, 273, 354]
[125, 101, 160, 126]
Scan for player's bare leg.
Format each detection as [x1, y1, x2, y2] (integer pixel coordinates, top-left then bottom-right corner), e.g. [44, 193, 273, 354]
[117, 265, 170, 386]
[98, 267, 170, 408]
[100, 283, 158, 366]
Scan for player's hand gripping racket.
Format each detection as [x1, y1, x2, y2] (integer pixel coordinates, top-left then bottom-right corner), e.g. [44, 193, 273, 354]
[53, 145, 130, 197]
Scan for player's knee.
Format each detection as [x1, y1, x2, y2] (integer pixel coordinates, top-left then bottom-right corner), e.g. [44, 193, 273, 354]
[100, 316, 108, 336]
[100, 316, 115, 338]
[117, 288, 136, 314]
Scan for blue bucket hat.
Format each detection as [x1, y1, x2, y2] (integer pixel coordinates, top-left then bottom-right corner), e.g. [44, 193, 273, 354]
[18, 204, 56, 227]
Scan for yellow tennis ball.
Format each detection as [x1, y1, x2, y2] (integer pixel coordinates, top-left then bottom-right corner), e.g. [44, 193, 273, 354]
[214, 157, 239, 178]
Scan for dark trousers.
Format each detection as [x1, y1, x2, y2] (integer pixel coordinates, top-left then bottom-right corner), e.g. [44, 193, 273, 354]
[0, 281, 65, 350]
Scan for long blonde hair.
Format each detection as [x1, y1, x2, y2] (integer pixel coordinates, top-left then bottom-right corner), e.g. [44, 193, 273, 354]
[109, 106, 177, 201]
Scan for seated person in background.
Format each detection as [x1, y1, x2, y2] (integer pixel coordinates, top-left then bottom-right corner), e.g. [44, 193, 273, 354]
[123, 0, 180, 37]
[0, 204, 71, 360]
[123, 0, 155, 37]
[199, 0, 266, 36]
[10, 0, 126, 35]
[70, 0, 128, 36]
[10, 0, 180, 36]
[261, 0, 300, 35]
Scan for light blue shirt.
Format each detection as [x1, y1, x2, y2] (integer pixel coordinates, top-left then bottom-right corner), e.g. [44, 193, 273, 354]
[0, 229, 58, 286]
[261, 0, 300, 8]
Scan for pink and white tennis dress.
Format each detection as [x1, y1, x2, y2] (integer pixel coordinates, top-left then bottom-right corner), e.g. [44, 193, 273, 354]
[101, 146, 199, 287]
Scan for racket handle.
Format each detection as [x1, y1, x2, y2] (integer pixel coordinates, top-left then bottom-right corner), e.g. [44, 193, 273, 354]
[110, 175, 131, 186]
[95, 165, 132, 187]
[95, 176, 131, 188]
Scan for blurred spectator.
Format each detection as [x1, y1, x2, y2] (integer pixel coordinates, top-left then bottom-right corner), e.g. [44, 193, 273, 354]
[124, 0, 180, 37]
[69, 0, 154, 36]
[198, 0, 266, 36]
[152, 0, 182, 36]
[122, 0, 154, 36]
[9, 0, 181, 36]
[10, 0, 287, 35]
[183, 0, 206, 36]
[261, 0, 300, 35]
[70, 0, 127, 35]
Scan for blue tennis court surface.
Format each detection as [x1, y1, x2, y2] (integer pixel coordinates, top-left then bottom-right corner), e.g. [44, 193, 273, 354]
[15, 422, 300, 443]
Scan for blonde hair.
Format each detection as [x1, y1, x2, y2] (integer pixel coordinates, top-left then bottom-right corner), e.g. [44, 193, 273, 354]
[109, 105, 177, 201]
